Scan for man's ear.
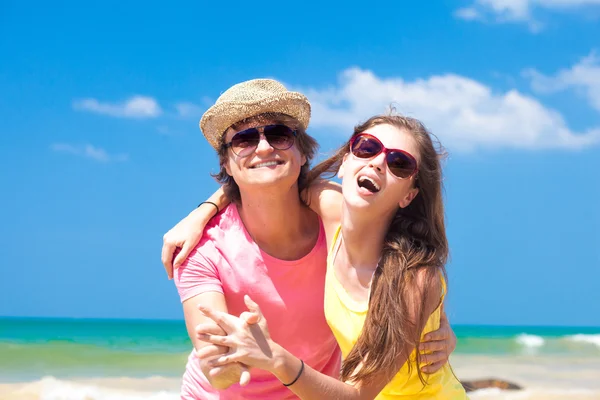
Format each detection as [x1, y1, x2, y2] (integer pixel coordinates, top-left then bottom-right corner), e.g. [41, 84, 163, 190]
[399, 188, 419, 208]
[224, 159, 232, 176]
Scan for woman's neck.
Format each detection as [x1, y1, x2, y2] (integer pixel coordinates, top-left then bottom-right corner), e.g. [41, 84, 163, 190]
[339, 202, 397, 272]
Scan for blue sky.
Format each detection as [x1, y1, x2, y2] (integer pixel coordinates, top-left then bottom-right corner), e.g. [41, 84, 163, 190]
[1, 0, 599, 327]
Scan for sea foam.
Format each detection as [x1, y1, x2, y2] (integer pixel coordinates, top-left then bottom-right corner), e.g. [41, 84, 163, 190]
[1, 377, 180, 400]
[566, 334, 600, 348]
[515, 334, 545, 348]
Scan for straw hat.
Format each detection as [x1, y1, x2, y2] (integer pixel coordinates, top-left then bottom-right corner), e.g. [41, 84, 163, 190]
[200, 79, 311, 150]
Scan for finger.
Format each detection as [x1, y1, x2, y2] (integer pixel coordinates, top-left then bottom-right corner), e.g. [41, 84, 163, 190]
[197, 333, 234, 347]
[419, 350, 446, 366]
[196, 344, 227, 359]
[419, 340, 446, 354]
[161, 241, 177, 279]
[207, 365, 231, 377]
[239, 365, 251, 386]
[198, 306, 234, 331]
[210, 353, 244, 366]
[244, 295, 263, 321]
[239, 311, 259, 325]
[422, 327, 448, 342]
[421, 360, 445, 374]
[195, 323, 226, 336]
[173, 241, 193, 269]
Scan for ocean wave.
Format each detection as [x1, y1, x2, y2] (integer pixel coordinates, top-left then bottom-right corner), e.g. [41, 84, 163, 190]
[515, 334, 545, 348]
[469, 388, 600, 399]
[565, 334, 600, 348]
[0, 376, 180, 400]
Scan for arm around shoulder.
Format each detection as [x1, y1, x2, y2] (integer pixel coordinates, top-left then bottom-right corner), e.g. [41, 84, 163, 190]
[303, 179, 343, 235]
[162, 187, 231, 277]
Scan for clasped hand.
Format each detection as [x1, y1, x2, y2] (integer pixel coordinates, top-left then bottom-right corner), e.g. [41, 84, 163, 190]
[195, 294, 457, 385]
[196, 295, 280, 377]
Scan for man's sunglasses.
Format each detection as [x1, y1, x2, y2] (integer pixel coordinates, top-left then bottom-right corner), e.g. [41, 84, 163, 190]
[350, 133, 418, 179]
[223, 125, 296, 157]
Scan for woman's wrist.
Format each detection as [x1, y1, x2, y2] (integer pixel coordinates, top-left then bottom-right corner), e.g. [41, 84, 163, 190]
[190, 203, 216, 221]
[270, 343, 304, 385]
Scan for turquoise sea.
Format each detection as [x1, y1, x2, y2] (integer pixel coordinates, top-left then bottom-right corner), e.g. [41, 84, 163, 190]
[1, 317, 599, 399]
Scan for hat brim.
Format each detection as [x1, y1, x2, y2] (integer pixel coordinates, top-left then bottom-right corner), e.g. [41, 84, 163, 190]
[200, 92, 311, 150]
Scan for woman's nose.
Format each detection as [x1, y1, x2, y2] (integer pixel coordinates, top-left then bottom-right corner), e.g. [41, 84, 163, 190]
[368, 152, 386, 172]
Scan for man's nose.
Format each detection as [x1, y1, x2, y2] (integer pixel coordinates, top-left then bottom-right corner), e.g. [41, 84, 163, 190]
[255, 133, 274, 154]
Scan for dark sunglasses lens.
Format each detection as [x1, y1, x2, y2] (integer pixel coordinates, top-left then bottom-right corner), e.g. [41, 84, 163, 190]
[263, 125, 295, 149]
[387, 152, 416, 178]
[351, 136, 382, 158]
[231, 129, 260, 156]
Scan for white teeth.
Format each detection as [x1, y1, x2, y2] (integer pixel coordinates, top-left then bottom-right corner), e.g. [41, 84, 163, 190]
[358, 176, 380, 191]
[253, 161, 280, 168]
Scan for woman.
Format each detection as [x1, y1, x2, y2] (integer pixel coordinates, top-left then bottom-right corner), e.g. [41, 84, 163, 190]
[194, 114, 467, 399]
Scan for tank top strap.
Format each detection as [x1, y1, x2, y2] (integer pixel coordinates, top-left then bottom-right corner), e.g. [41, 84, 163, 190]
[327, 225, 343, 268]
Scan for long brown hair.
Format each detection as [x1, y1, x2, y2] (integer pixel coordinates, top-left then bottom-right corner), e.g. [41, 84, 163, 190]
[212, 112, 319, 204]
[309, 114, 449, 386]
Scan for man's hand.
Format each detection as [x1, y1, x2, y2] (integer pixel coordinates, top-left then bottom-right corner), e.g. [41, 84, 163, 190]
[195, 321, 251, 389]
[419, 311, 457, 373]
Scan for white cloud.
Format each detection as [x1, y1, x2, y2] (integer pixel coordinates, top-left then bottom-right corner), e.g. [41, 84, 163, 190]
[297, 67, 600, 151]
[73, 96, 162, 118]
[174, 102, 204, 118]
[455, 0, 600, 30]
[454, 7, 483, 21]
[51, 143, 129, 162]
[524, 52, 600, 111]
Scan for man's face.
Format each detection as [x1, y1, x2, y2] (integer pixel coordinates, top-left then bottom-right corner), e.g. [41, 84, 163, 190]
[222, 118, 307, 194]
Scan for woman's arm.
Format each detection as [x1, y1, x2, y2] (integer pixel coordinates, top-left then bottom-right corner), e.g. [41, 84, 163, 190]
[302, 179, 343, 245]
[161, 187, 230, 279]
[303, 179, 342, 222]
[198, 270, 443, 399]
[197, 296, 386, 400]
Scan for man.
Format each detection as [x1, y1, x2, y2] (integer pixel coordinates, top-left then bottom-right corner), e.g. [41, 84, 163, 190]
[163, 79, 455, 399]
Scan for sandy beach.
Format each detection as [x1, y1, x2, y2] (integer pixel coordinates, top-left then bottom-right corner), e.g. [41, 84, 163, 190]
[1, 354, 599, 399]
[452, 355, 600, 399]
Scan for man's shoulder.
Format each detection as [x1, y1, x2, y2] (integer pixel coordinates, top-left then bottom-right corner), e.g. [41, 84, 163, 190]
[189, 203, 245, 259]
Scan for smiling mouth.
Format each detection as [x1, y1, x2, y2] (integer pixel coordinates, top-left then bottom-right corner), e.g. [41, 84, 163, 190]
[357, 176, 380, 193]
[250, 160, 284, 169]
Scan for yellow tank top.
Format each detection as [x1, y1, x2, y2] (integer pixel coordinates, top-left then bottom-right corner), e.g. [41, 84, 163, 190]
[324, 226, 468, 399]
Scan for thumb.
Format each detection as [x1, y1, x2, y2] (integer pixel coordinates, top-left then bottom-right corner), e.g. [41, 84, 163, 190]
[240, 311, 259, 325]
[244, 295, 261, 314]
[239, 364, 251, 386]
[243, 295, 263, 323]
[173, 242, 193, 269]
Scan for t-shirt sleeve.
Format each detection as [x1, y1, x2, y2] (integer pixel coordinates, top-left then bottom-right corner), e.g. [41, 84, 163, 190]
[173, 243, 223, 303]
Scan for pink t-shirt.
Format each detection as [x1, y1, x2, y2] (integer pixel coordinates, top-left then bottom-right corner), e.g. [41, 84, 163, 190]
[174, 204, 341, 399]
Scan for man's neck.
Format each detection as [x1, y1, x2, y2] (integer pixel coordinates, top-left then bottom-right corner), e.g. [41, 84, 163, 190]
[237, 186, 319, 260]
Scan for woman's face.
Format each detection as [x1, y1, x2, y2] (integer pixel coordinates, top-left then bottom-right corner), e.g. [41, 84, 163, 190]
[339, 123, 420, 213]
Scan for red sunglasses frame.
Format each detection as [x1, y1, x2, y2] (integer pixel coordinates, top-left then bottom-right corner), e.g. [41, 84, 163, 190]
[349, 133, 419, 178]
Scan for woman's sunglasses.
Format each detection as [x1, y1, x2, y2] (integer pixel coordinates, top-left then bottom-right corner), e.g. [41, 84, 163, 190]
[223, 125, 297, 157]
[350, 133, 418, 179]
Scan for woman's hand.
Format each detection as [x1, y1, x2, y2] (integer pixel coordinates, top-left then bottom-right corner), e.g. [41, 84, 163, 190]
[162, 188, 229, 279]
[161, 205, 216, 278]
[419, 311, 457, 373]
[196, 295, 281, 374]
